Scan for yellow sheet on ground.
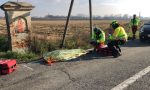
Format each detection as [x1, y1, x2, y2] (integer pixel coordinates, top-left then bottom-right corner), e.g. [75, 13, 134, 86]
[43, 49, 87, 62]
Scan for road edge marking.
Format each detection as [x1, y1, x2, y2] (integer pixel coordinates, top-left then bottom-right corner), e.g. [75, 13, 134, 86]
[111, 66, 150, 90]
[22, 64, 34, 71]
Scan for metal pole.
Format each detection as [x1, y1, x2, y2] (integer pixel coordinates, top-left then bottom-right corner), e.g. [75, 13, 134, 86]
[60, 0, 74, 48]
[89, 0, 93, 37]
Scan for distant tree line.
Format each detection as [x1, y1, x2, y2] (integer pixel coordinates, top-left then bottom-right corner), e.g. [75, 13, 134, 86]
[1, 14, 148, 20]
[31, 14, 148, 20]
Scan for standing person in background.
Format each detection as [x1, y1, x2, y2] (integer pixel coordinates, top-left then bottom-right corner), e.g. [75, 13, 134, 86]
[130, 14, 140, 40]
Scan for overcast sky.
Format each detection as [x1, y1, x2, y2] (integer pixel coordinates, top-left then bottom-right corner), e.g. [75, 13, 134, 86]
[0, 0, 150, 17]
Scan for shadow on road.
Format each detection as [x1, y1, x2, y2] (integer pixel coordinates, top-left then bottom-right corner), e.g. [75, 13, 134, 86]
[122, 39, 150, 47]
[31, 40, 150, 65]
[31, 51, 113, 65]
[66, 51, 113, 62]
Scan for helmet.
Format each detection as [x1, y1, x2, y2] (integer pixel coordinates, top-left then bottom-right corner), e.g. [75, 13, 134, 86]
[133, 14, 136, 18]
[94, 27, 102, 34]
[111, 20, 118, 26]
[133, 14, 136, 17]
[111, 20, 119, 29]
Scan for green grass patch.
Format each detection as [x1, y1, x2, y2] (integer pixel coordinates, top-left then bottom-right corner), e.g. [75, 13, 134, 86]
[0, 51, 38, 63]
[30, 37, 59, 54]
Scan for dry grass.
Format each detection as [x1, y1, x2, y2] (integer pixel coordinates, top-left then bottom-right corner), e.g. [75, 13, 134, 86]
[30, 20, 133, 50]
[31, 20, 130, 39]
[0, 19, 145, 52]
[0, 19, 134, 37]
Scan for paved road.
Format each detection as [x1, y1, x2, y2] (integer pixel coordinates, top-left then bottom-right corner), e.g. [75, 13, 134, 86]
[0, 40, 150, 90]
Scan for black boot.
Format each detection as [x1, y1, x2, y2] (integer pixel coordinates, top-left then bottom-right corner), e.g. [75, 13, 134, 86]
[112, 47, 120, 58]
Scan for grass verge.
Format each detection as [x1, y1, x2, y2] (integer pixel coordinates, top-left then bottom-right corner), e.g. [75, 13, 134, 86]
[0, 51, 39, 63]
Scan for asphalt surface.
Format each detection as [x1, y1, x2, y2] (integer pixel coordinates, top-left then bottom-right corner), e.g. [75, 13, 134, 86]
[0, 40, 150, 90]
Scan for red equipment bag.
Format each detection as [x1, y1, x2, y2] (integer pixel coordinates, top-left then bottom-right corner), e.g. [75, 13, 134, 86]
[0, 59, 17, 75]
[101, 47, 112, 56]
[96, 45, 113, 56]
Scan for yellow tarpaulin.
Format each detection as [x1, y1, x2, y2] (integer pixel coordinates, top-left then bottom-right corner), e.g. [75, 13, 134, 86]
[43, 49, 87, 62]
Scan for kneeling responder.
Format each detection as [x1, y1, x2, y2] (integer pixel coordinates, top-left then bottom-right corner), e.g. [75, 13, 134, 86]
[90, 27, 105, 51]
[108, 20, 128, 57]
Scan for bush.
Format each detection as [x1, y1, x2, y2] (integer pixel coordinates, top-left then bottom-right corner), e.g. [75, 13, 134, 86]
[0, 51, 38, 63]
[30, 36, 59, 55]
[65, 38, 77, 49]
[0, 35, 9, 51]
[64, 30, 92, 49]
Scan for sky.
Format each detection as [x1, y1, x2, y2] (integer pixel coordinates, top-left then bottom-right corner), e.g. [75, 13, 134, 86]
[0, 0, 150, 17]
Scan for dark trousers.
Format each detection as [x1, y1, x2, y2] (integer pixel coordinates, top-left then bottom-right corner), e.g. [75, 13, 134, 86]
[107, 40, 126, 54]
[132, 26, 138, 39]
[90, 41, 99, 51]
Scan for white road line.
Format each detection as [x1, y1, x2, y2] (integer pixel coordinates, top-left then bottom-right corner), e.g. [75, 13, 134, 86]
[22, 65, 34, 71]
[111, 66, 150, 90]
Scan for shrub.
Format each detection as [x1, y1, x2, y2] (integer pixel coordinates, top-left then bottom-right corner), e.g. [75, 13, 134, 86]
[30, 36, 59, 55]
[0, 35, 9, 52]
[0, 51, 38, 63]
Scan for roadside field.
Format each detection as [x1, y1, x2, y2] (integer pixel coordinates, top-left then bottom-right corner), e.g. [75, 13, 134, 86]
[0, 19, 144, 53]
[0, 19, 139, 39]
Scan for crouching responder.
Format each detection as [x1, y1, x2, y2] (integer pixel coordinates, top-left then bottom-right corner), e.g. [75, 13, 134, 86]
[108, 20, 128, 57]
[90, 27, 105, 52]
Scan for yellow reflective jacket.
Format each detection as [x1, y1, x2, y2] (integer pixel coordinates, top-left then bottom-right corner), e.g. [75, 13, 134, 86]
[92, 30, 105, 43]
[130, 18, 140, 26]
[109, 26, 128, 41]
